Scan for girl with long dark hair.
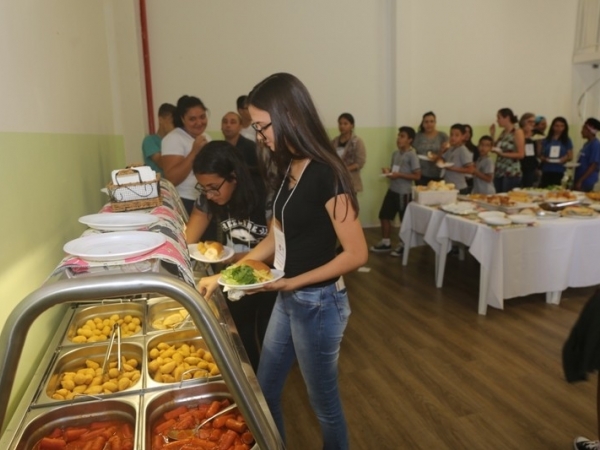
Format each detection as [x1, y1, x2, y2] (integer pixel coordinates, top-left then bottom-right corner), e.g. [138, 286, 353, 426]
[187, 141, 275, 372]
[201, 73, 368, 449]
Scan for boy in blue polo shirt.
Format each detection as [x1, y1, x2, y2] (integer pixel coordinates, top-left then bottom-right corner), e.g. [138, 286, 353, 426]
[574, 117, 600, 192]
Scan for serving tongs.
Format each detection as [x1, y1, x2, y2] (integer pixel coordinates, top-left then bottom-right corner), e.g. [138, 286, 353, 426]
[166, 402, 238, 441]
[101, 323, 121, 375]
[539, 199, 580, 212]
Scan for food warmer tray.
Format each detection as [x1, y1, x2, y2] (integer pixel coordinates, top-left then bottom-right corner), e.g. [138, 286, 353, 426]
[0, 270, 284, 449]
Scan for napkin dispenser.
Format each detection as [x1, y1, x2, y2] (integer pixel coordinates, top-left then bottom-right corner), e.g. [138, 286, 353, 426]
[111, 166, 156, 185]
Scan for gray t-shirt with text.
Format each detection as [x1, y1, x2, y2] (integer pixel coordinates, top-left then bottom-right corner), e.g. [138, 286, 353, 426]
[390, 148, 420, 194]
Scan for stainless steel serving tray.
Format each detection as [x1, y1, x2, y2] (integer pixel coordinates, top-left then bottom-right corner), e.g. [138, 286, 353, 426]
[146, 329, 222, 391]
[9, 396, 140, 450]
[142, 381, 257, 450]
[147, 297, 196, 333]
[62, 301, 146, 347]
[35, 340, 145, 406]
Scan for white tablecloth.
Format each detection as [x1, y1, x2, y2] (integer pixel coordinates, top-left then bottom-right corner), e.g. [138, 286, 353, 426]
[400, 202, 600, 314]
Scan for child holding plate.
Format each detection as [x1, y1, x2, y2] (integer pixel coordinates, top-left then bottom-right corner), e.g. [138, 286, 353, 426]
[187, 140, 275, 372]
[439, 123, 474, 195]
[539, 116, 573, 188]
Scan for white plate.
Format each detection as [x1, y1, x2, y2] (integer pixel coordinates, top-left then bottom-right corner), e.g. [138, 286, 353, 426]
[417, 154, 432, 161]
[547, 158, 561, 164]
[483, 216, 511, 226]
[478, 211, 505, 219]
[440, 202, 477, 215]
[588, 203, 600, 212]
[565, 162, 580, 168]
[63, 231, 166, 261]
[218, 269, 285, 291]
[531, 135, 545, 141]
[188, 244, 235, 263]
[508, 214, 537, 224]
[562, 213, 599, 219]
[436, 162, 454, 168]
[79, 213, 159, 231]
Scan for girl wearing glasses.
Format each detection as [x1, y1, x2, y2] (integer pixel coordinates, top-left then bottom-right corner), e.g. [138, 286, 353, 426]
[186, 140, 275, 372]
[201, 73, 367, 449]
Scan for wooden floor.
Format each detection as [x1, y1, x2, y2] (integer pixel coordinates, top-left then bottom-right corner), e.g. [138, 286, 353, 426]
[280, 227, 598, 450]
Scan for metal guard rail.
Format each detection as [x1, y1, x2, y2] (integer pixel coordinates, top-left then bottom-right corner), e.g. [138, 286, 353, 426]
[0, 272, 284, 450]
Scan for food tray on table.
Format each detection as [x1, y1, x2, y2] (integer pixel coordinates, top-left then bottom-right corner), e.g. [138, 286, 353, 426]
[459, 194, 532, 215]
[9, 396, 140, 450]
[412, 187, 458, 206]
[143, 381, 258, 450]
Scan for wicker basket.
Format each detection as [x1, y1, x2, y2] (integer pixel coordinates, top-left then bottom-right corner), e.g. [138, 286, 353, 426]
[107, 170, 162, 211]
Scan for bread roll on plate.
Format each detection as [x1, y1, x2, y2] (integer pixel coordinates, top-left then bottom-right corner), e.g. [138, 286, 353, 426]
[197, 241, 224, 261]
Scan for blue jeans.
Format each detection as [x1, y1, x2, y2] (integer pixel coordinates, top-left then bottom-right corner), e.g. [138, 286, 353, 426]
[257, 282, 351, 450]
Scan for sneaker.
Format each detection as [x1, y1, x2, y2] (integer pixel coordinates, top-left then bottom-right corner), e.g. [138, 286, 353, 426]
[390, 245, 404, 257]
[574, 437, 600, 450]
[369, 241, 391, 252]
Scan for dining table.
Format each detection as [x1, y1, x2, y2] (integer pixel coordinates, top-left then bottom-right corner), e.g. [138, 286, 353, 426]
[399, 201, 600, 314]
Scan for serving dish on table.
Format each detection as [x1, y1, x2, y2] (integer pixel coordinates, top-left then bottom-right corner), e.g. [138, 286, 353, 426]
[508, 214, 537, 225]
[439, 202, 477, 215]
[482, 216, 511, 226]
[412, 181, 458, 206]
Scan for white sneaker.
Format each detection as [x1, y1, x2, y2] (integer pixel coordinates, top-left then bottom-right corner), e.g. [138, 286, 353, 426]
[390, 245, 404, 257]
[574, 436, 600, 450]
[369, 241, 391, 252]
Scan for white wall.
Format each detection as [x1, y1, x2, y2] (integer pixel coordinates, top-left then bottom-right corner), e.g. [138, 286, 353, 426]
[0, 0, 114, 133]
[145, 0, 395, 129]
[145, 0, 577, 132]
[396, 0, 577, 128]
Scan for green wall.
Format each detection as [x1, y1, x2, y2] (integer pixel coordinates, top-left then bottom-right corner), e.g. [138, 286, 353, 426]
[0, 132, 124, 423]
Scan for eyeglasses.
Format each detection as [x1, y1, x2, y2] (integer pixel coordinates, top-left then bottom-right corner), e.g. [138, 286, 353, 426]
[195, 178, 227, 196]
[251, 122, 272, 141]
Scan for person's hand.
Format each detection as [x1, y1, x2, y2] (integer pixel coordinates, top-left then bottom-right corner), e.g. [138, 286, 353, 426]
[197, 274, 220, 300]
[192, 134, 209, 154]
[489, 123, 496, 136]
[382, 167, 390, 174]
[243, 278, 290, 295]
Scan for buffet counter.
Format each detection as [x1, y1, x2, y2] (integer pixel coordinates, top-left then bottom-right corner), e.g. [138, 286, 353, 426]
[0, 179, 284, 449]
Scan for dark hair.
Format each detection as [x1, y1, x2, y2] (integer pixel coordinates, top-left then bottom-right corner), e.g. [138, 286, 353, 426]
[236, 95, 248, 110]
[545, 116, 570, 145]
[585, 117, 600, 132]
[450, 123, 466, 134]
[158, 103, 176, 117]
[398, 126, 416, 141]
[418, 111, 436, 133]
[498, 108, 518, 124]
[174, 95, 207, 128]
[478, 135, 494, 145]
[192, 141, 261, 219]
[338, 113, 355, 126]
[463, 124, 473, 137]
[247, 73, 358, 219]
